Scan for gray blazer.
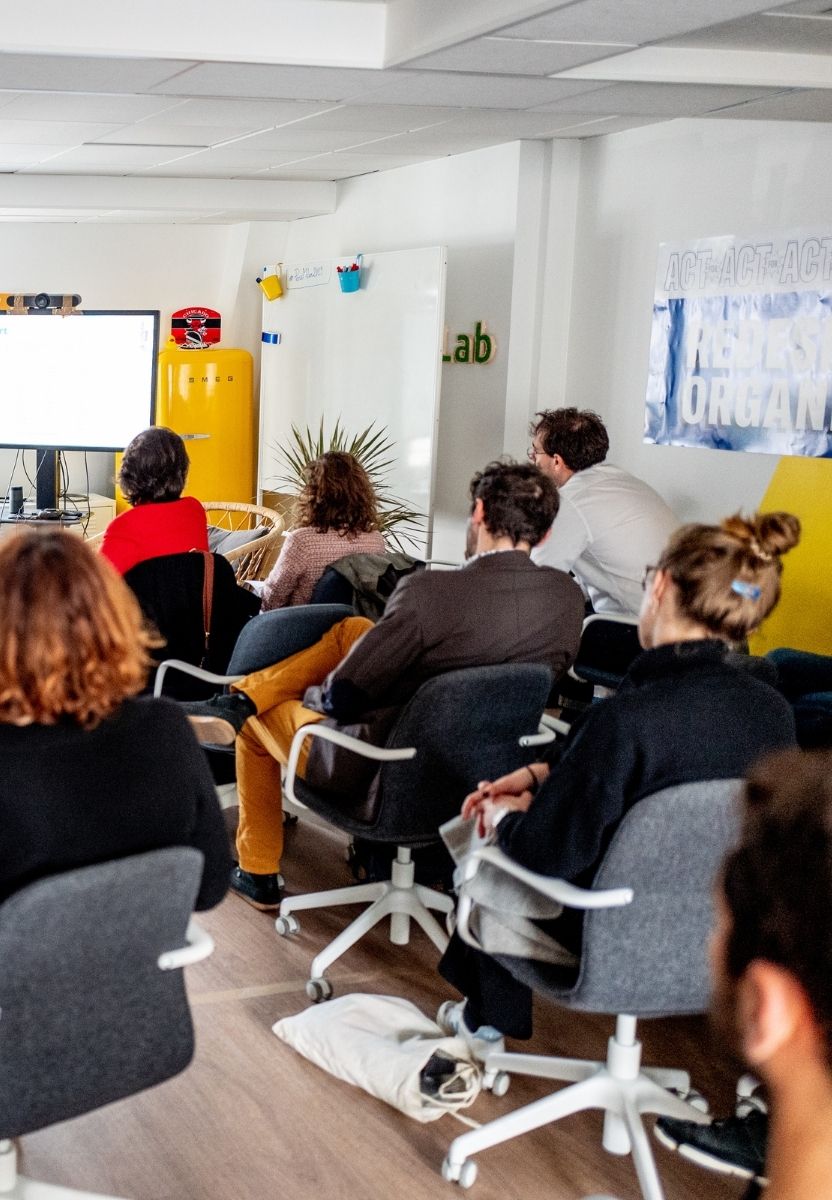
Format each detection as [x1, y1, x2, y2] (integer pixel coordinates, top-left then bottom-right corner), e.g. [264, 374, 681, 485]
[302, 551, 584, 795]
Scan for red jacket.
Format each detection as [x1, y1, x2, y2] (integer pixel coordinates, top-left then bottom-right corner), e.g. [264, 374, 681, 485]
[100, 496, 209, 575]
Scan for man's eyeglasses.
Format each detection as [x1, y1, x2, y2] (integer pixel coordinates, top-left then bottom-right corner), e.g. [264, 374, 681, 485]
[527, 444, 547, 462]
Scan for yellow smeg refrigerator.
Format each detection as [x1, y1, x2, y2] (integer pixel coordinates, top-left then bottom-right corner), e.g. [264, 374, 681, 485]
[156, 343, 255, 503]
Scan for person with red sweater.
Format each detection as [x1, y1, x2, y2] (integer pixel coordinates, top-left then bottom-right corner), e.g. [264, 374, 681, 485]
[100, 427, 209, 575]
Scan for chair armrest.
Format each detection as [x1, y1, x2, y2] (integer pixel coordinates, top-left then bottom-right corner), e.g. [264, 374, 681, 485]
[461, 845, 633, 910]
[153, 658, 245, 697]
[157, 918, 214, 970]
[541, 712, 571, 737]
[283, 722, 416, 807]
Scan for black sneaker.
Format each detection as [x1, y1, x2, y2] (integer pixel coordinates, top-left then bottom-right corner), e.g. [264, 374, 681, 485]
[229, 865, 282, 911]
[654, 1109, 768, 1185]
[181, 692, 256, 746]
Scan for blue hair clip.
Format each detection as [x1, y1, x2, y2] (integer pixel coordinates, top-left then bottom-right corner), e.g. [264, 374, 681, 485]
[731, 579, 762, 601]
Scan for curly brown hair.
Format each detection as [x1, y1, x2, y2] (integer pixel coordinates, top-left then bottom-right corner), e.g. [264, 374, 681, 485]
[0, 530, 159, 728]
[655, 510, 800, 643]
[531, 408, 610, 472]
[295, 451, 379, 534]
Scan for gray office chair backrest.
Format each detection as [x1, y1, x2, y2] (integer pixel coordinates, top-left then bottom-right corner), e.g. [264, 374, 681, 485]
[567, 779, 742, 1017]
[0, 847, 203, 1139]
[226, 604, 356, 677]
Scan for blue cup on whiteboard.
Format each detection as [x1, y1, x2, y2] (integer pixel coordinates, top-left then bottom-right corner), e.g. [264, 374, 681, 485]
[337, 253, 362, 293]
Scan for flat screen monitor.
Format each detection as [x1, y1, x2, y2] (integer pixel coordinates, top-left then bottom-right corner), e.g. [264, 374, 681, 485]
[0, 310, 159, 451]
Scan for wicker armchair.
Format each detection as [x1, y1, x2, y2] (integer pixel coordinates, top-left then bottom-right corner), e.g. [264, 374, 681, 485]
[202, 501, 284, 584]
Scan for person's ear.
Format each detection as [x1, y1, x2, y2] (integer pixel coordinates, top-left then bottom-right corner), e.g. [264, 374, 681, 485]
[738, 960, 806, 1067]
[648, 567, 671, 609]
[471, 497, 485, 527]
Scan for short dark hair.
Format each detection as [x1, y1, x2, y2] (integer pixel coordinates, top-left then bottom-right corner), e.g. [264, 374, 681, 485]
[532, 408, 609, 472]
[723, 749, 832, 1065]
[469, 460, 558, 548]
[119, 427, 189, 506]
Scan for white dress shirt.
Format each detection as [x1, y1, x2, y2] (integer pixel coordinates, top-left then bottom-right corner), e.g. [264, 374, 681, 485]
[531, 462, 678, 616]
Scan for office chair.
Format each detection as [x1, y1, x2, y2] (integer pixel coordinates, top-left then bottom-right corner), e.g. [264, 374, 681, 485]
[275, 663, 555, 1001]
[570, 612, 642, 692]
[125, 551, 259, 700]
[441, 779, 741, 1200]
[0, 848, 213, 1199]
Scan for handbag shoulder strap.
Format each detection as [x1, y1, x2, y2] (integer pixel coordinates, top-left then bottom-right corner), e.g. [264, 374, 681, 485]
[190, 549, 214, 658]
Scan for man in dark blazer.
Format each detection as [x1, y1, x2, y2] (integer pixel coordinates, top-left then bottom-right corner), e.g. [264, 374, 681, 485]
[187, 459, 585, 908]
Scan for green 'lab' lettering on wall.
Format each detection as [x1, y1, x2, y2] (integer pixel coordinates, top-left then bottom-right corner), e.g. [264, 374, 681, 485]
[442, 321, 497, 364]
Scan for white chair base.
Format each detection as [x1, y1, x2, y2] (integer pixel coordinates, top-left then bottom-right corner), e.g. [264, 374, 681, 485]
[277, 847, 454, 985]
[443, 1014, 710, 1200]
[0, 1142, 126, 1200]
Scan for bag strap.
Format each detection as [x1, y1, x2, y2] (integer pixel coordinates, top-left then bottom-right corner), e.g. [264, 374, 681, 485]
[191, 549, 214, 661]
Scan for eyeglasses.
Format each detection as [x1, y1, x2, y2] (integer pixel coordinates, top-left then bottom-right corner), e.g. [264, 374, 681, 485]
[641, 565, 657, 590]
[527, 444, 547, 462]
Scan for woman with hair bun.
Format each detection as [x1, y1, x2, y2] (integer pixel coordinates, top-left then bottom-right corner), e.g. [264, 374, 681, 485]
[101, 426, 209, 575]
[0, 530, 230, 908]
[439, 510, 802, 1049]
[260, 451, 386, 611]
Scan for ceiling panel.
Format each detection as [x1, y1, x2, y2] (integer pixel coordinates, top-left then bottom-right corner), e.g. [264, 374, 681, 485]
[349, 71, 618, 108]
[0, 145, 71, 167]
[157, 98, 339, 126]
[0, 92, 179, 123]
[284, 104, 461, 131]
[425, 104, 608, 135]
[150, 63, 398, 101]
[665, 10, 832, 54]
[0, 54, 196, 93]
[402, 35, 633, 76]
[223, 126, 380, 152]
[707, 87, 832, 119]
[496, 0, 783, 45]
[0, 120, 119, 145]
[93, 124, 257, 147]
[531, 81, 790, 117]
[26, 144, 196, 169]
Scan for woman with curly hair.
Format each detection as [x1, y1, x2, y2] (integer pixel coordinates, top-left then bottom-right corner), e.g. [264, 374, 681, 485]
[101, 426, 209, 575]
[260, 450, 386, 611]
[0, 529, 229, 908]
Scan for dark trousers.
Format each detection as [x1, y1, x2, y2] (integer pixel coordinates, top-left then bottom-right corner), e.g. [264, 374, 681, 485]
[439, 932, 534, 1040]
[767, 648, 832, 748]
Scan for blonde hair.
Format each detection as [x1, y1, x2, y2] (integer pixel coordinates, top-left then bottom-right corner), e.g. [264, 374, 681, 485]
[0, 530, 159, 728]
[656, 511, 800, 643]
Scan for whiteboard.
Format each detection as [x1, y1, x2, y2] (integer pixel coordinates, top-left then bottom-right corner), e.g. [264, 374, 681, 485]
[258, 246, 447, 557]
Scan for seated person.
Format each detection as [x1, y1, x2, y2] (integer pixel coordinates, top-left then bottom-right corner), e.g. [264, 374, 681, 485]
[0, 529, 230, 911]
[100, 426, 209, 575]
[438, 511, 800, 1050]
[766, 647, 832, 748]
[529, 407, 678, 616]
[260, 451, 387, 610]
[659, 748, 832, 1200]
[184, 460, 587, 909]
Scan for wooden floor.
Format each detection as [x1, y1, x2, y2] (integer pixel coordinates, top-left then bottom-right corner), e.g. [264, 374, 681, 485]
[20, 813, 747, 1200]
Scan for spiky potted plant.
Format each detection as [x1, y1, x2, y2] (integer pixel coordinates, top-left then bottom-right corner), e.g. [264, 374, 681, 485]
[270, 419, 425, 552]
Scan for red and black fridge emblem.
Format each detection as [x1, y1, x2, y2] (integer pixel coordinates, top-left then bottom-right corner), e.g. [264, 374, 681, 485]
[171, 306, 221, 348]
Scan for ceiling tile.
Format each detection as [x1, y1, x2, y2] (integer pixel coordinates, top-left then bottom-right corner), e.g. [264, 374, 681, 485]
[665, 11, 832, 54]
[356, 130, 498, 155]
[223, 127, 372, 152]
[0, 54, 196, 93]
[431, 107, 604, 136]
[0, 144, 70, 167]
[548, 114, 667, 137]
[93, 124, 251, 147]
[159, 98, 337, 126]
[349, 72, 616, 109]
[0, 92, 180, 123]
[0, 120, 122, 145]
[531, 81, 788, 117]
[285, 104, 460, 132]
[707, 87, 832, 120]
[31, 144, 195, 169]
[403, 35, 633, 76]
[497, 1, 781, 46]
[150, 63, 399, 102]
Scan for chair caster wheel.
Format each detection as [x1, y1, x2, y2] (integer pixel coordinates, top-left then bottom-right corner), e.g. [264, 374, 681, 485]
[441, 1157, 477, 1188]
[275, 914, 300, 936]
[483, 1070, 510, 1097]
[736, 1074, 767, 1118]
[306, 977, 333, 1003]
[436, 1000, 456, 1035]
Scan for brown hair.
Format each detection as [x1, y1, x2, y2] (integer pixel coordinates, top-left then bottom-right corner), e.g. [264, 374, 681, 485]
[295, 451, 379, 534]
[119, 426, 189, 506]
[0, 530, 158, 728]
[723, 749, 832, 1063]
[656, 511, 800, 643]
[532, 408, 609, 472]
[470, 460, 559, 547]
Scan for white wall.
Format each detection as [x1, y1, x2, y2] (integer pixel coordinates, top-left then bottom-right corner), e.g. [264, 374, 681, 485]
[282, 141, 535, 560]
[0, 220, 288, 499]
[552, 118, 832, 523]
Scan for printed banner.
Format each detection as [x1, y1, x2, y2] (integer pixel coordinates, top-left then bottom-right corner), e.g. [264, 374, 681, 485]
[645, 231, 832, 457]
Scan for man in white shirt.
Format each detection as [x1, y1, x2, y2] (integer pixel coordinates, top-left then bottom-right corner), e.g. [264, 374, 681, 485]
[529, 407, 678, 615]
